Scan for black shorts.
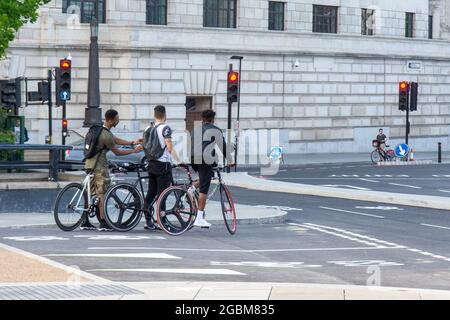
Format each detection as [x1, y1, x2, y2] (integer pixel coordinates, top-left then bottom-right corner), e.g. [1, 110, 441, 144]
[195, 164, 214, 195]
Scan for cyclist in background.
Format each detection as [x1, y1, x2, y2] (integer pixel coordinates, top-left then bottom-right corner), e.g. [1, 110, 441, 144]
[376, 128, 388, 150]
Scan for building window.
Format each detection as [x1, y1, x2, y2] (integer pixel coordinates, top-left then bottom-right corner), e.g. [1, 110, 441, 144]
[428, 15, 433, 39]
[405, 12, 415, 38]
[62, 0, 106, 23]
[147, 0, 167, 25]
[313, 5, 338, 34]
[361, 8, 375, 35]
[203, 0, 237, 28]
[269, 1, 285, 31]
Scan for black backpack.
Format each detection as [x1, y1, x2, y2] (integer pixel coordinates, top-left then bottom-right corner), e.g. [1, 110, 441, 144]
[83, 125, 106, 161]
[143, 123, 166, 161]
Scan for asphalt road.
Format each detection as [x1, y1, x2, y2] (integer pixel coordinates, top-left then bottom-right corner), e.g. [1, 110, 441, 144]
[2, 186, 450, 291]
[249, 163, 450, 197]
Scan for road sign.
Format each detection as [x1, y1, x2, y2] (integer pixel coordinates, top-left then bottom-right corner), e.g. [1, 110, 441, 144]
[394, 143, 409, 158]
[60, 90, 70, 101]
[269, 146, 283, 160]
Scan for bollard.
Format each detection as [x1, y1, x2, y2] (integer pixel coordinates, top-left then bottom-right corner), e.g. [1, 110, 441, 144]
[438, 142, 442, 163]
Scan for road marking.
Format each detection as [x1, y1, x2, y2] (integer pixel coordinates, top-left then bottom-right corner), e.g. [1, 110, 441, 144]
[302, 223, 402, 248]
[355, 206, 404, 211]
[210, 261, 322, 268]
[439, 190, 450, 194]
[3, 236, 69, 242]
[319, 207, 384, 219]
[43, 253, 181, 259]
[290, 223, 387, 248]
[320, 185, 371, 191]
[87, 246, 395, 252]
[254, 205, 303, 212]
[306, 168, 315, 170]
[73, 235, 166, 240]
[296, 223, 450, 263]
[328, 260, 404, 267]
[359, 178, 380, 183]
[87, 268, 246, 275]
[388, 183, 421, 189]
[420, 223, 450, 231]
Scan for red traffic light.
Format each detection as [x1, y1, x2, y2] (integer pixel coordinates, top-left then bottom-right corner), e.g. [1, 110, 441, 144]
[228, 72, 239, 83]
[62, 119, 68, 128]
[399, 81, 408, 91]
[60, 59, 71, 70]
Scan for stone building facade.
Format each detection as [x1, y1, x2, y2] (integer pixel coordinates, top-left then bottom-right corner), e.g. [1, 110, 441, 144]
[2, 0, 450, 154]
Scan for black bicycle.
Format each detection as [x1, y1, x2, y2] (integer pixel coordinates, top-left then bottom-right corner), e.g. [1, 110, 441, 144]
[103, 162, 197, 235]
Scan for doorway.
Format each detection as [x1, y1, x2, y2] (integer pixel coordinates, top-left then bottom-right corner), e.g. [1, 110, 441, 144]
[185, 96, 212, 133]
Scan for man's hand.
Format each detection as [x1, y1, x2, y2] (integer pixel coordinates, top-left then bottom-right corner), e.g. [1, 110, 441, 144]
[228, 163, 236, 168]
[133, 145, 143, 153]
[133, 138, 144, 145]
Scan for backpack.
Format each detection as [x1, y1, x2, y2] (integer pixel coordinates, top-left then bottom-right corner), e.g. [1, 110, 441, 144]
[83, 125, 106, 161]
[143, 123, 166, 161]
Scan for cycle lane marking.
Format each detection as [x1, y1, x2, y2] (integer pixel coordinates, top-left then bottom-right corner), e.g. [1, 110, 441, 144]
[319, 206, 384, 219]
[420, 224, 450, 231]
[85, 268, 246, 275]
[295, 223, 450, 263]
[43, 253, 181, 259]
[86, 246, 397, 252]
[388, 183, 422, 189]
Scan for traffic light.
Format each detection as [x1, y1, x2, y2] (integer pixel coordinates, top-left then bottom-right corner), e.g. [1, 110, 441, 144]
[410, 82, 418, 112]
[227, 71, 239, 103]
[55, 58, 72, 106]
[62, 119, 68, 137]
[399, 81, 409, 111]
[0, 78, 21, 113]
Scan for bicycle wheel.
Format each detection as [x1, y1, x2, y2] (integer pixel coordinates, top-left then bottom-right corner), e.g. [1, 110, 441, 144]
[219, 185, 237, 235]
[156, 186, 197, 236]
[370, 150, 381, 164]
[104, 183, 143, 232]
[54, 183, 88, 231]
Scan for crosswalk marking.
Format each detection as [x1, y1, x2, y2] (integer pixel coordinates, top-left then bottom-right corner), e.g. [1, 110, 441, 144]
[87, 268, 246, 275]
[44, 253, 181, 259]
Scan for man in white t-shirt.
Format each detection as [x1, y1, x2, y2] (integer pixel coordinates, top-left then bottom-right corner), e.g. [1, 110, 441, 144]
[140, 105, 179, 230]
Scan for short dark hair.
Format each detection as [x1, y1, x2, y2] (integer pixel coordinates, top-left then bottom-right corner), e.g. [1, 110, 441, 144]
[202, 109, 216, 122]
[154, 105, 166, 119]
[105, 109, 118, 121]
[379, 128, 383, 131]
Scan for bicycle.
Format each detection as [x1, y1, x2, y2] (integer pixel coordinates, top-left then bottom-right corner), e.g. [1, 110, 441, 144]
[370, 140, 395, 164]
[104, 162, 197, 235]
[53, 165, 117, 231]
[162, 164, 237, 235]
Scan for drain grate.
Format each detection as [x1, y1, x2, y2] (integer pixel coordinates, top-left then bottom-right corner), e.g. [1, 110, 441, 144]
[0, 283, 142, 300]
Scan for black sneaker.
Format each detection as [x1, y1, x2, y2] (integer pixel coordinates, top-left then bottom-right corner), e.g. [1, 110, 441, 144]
[98, 220, 113, 232]
[144, 222, 162, 231]
[80, 220, 97, 231]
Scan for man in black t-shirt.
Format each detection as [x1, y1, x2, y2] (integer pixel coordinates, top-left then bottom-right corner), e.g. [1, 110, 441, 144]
[376, 128, 387, 150]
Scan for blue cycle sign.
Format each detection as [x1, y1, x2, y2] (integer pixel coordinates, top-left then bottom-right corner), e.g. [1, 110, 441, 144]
[269, 146, 283, 160]
[60, 91, 71, 101]
[394, 144, 409, 158]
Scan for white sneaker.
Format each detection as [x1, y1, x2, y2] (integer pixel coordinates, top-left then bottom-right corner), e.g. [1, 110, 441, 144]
[193, 216, 211, 228]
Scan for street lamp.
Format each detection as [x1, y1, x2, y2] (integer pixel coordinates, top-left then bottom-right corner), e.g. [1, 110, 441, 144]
[83, 17, 102, 127]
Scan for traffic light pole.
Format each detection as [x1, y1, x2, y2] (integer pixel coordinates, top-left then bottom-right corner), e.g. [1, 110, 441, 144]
[62, 100, 67, 159]
[226, 64, 233, 172]
[47, 69, 53, 144]
[405, 106, 410, 146]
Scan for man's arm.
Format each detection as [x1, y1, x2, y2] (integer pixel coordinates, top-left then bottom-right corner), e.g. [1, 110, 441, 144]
[165, 138, 181, 163]
[114, 136, 135, 146]
[110, 145, 143, 156]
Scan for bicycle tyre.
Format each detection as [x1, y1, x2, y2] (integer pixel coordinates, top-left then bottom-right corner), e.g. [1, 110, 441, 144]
[156, 186, 197, 236]
[104, 182, 144, 232]
[219, 185, 237, 235]
[370, 150, 381, 164]
[54, 183, 87, 231]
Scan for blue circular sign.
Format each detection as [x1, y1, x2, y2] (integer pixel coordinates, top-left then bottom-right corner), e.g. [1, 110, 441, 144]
[269, 147, 283, 160]
[60, 91, 71, 101]
[394, 144, 409, 158]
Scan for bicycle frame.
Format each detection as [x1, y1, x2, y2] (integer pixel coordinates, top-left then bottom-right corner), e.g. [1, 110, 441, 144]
[68, 173, 94, 214]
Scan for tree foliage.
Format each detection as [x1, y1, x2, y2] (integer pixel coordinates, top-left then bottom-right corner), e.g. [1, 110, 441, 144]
[0, 0, 51, 58]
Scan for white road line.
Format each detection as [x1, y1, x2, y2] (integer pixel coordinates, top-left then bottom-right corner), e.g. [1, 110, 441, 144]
[303, 223, 402, 248]
[87, 246, 396, 252]
[421, 223, 450, 231]
[296, 222, 450, 263]
[86, 268, 246, 275]
[292, 223, 386, 248]
[359, 178, 380, 183]
[43, 253, 181, 259]
[388, 183, 422, 189]
[320, 185, 371, 191]
[438, 190, 450, 194]
[319, 206, 384, 219]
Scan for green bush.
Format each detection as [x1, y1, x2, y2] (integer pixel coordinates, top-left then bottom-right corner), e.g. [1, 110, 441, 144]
[0, 108, 14, 161]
